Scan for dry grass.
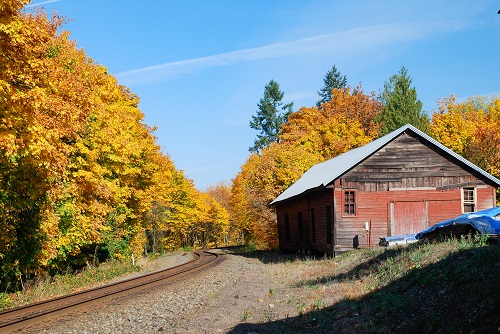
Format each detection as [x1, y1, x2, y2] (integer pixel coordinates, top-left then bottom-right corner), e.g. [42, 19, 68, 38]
[0, 249, 196, 311]
[2, 238, 498, 334]
[237, 236, 499, 333]
[0, 260, 140, 311]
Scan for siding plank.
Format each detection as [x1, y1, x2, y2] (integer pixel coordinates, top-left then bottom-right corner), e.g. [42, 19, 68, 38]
[275, 132, 498, 256]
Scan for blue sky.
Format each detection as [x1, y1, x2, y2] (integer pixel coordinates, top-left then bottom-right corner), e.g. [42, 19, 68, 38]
[27, 0, 500, 190]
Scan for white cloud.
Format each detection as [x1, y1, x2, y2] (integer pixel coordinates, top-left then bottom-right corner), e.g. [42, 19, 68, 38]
[25, 0, 60, 8]
[116, 20, 472, 86]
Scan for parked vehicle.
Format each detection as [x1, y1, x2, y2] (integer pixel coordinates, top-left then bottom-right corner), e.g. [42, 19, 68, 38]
[415, 206, 500, 241]
[378, 235, 418, 247]
[380, 207, 500, 246]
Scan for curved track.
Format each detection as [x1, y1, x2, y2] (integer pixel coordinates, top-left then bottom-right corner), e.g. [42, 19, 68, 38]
[0, 250, 222, 333]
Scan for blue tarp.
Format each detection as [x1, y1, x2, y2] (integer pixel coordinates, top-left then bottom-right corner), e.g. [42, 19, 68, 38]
[415, 206, 500, 240]
[379, 207, 500, 246]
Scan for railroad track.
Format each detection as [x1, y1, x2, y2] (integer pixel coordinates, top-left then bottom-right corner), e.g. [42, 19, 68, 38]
[0, 250, 222, 333]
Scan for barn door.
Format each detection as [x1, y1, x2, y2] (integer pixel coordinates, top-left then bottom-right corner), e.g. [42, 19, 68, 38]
[391, 201, 428, 235]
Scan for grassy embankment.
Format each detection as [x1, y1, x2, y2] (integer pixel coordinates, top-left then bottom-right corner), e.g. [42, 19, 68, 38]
[236, 235, 499, 334]
[1, 237, 498, 334]
[0, 247, 199, 311]
[0, 260, 140, 311]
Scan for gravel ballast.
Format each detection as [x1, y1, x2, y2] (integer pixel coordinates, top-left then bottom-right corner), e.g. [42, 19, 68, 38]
[35, 251, 305, 334]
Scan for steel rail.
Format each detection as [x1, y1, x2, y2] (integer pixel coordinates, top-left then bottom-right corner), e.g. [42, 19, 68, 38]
[0, 250, 221, 333]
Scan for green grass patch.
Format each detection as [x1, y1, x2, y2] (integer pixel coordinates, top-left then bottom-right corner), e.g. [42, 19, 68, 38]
[243, 237, 500, 334]
[1, 260, 140, 311]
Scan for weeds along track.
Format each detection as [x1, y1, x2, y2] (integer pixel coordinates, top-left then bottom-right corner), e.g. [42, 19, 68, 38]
[0, 250, 222, 333]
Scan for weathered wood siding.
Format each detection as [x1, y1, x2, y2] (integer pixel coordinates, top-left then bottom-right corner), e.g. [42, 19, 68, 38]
[341, 133, 492, 191]
[333, 188, 470, 247]
[276, 188, 334, 254]
[334, 132, 496, 249]
[275, 131, 498, 256]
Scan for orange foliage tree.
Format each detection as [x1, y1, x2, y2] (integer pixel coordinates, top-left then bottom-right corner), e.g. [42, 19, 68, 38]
[281, 87, 380, 161]
[229, 86, 382, 248]
[463, 98, 500, 178]
[206, 181, 231, 211]
[230, 143, 321, 248]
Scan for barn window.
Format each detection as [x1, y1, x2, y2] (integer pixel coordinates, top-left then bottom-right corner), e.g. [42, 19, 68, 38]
[285, 214, 290, 241]
[343, 190, 356, 216]
[298, 212, 304, 241]
[310, 208, 316, 244]
[462, 187, 475, 213]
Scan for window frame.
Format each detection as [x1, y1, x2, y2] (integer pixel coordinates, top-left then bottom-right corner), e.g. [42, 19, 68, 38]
[342, 189, 357, 217]
[462, 187, 476, 213]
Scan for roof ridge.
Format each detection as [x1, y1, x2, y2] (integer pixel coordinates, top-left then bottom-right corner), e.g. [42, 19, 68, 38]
[271, 124, 499, 205]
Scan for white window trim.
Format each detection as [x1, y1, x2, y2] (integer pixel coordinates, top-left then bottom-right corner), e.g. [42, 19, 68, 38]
[461, 187, 477, 213]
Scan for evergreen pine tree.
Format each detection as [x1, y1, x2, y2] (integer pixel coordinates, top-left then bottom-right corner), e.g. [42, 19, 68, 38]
[317, 65, 348, 106]
[376, 66, 429, 135]
[249, 80, 293, 153]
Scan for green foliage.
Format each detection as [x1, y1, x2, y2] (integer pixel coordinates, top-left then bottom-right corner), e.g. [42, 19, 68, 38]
[317, 65, 347, 106]
[241, 241, 258, 253]
[242, 306, 252, 321]
[0, 1, 231, 292]
[376, 66, 429, 135]
[46, 45, 60, 58]
[249, 80, 293, 153]
[0, 293, 11, 310]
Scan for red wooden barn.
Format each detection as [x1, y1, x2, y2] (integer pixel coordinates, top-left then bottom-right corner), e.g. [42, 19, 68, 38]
[271, 124, 500, 256]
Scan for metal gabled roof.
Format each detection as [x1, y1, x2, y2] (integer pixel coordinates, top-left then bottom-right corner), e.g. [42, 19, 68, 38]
[271, 124, 500, 205]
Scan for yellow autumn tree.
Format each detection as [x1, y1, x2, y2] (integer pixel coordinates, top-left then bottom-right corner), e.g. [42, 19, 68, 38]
[143, 160, 230, 253]
[205, 182, 232, 243]
[431, 95, 500, 202]
[29, 16, 163, 266]
[227, 172, 254, 245]
[0, 2, 96, 282]
[430, 95, 485, 155]
[192, 192, 229, 248]
[1, 1, 218, 291]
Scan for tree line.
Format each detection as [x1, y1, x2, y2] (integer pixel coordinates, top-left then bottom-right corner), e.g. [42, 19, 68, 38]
[234, 65, 499, 248]
[0, 0, 233, 291]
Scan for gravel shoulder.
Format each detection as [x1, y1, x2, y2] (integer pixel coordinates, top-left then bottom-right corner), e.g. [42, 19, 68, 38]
[15, 243, 500, 333]
[35, 250, 308, 334]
